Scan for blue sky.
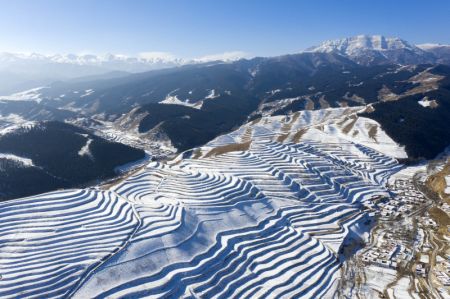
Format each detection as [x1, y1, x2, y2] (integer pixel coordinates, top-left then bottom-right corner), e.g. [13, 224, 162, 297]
[0, 0, 449, 58]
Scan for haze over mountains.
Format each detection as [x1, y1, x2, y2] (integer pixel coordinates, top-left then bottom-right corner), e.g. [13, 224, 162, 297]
[0, 51, 247, 95]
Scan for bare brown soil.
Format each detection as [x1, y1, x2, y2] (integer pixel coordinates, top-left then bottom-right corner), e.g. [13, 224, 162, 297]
[281, 112, 300, 133]
[319, 96, 330, 109]
[363, 105, 375, 113]
[192, 148, 202, 159]
[204, 141, 252, 158]
[367, 124, 378, 143]
[427, 160, 450, 202]
[292, 128, 308, 143]
[342, 115, 358, 134]
[276, 133, 290, 143]
[250, 117, 262, 125]
[305, 98, 315, 110]
[339, 101, 348, 107]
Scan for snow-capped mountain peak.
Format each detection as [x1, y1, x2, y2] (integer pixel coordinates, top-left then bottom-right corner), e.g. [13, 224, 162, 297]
[304, 35, 439, 66]
[306, 35, 419, 55]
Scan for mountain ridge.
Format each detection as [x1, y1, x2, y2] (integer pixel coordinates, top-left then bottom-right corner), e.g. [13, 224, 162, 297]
[305, 34, 449, 65]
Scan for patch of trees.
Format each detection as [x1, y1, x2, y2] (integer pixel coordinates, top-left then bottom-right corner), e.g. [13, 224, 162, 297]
[0, 121, 145, 201]
[0, 158, 69, 201]
[360, 88, 450, 160]
[138, 94, 259, 152]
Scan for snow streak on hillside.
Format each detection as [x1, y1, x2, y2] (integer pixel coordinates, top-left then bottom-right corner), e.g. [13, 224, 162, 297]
[0, 108, 402, 298]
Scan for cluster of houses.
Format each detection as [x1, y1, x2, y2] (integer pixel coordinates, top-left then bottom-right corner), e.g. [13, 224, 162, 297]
[361, 237, 413, 270]
[361, 174, 450, 293]
[94, 127, 175, 158]
[376, 179, 428, 218]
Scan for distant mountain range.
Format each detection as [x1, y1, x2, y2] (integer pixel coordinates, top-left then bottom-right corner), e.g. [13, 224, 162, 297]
[0, 51, 247, 95]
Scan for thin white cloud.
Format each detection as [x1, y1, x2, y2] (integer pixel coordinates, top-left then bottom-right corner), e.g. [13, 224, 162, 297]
[0, 50, 251, 67]
[193, 51, 249, 62]
[138, 51, 176, 61]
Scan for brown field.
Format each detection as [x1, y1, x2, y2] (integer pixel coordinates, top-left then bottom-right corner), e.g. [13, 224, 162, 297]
[241, 127, 253, 143]
[204, 141, 251, 158]
[339, 101, 348, 107]
[429, 207, 450, 227]
[192, 148, 202, 159]
[292, 128, 308, 143]
[276, 133, 290, 143]
[342, 115, 358, 134]
[427, 160, 450, 202]
[319, 96, 330, 109]
[429, 100, 439, 108]
[367, 124, 378, 142]
[363, 105, 375, 113]
[250, 117, 262, 125]
[378, 84, 399, 101]
[281, 111, 300, 132]
[305, 98, 315, 110]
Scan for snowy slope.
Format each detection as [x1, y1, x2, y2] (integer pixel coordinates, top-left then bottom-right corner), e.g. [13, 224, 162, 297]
[205, 107, 407, 159]
[0, 107, 403, 298]
[0, 87, 46, 102]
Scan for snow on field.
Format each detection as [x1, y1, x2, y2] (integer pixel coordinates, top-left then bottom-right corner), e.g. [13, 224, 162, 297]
[114, 152, 152, 174]
[80, 89, 94, 98]
[159, 94, 201, 109]
[418, 98, 431, 107]
[0, 87, 46, 102]
[0, 153, 34, 166]
[364, 266, 398, 296]
[0, 114, 34, 135]
[0, 106, 403, 298]
[0, 189, 138, 298]
[77, 138, 93, 159]
[179, 89, 221, 109]
[93, 122, 177, 154]
[206, 107, 407, 159]
[321, 116, 408, 159]
[205, 89, 219, 99]
[387, 277, 416, 299]
[388, 164, 427, 185]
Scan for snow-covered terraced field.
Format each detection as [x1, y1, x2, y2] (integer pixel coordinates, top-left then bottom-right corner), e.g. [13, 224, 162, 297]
[0, 189, 138, 298]
[0, 108, 402, 298]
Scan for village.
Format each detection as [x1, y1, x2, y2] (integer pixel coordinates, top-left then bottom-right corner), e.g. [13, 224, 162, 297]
[351, 174, 450, 297]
